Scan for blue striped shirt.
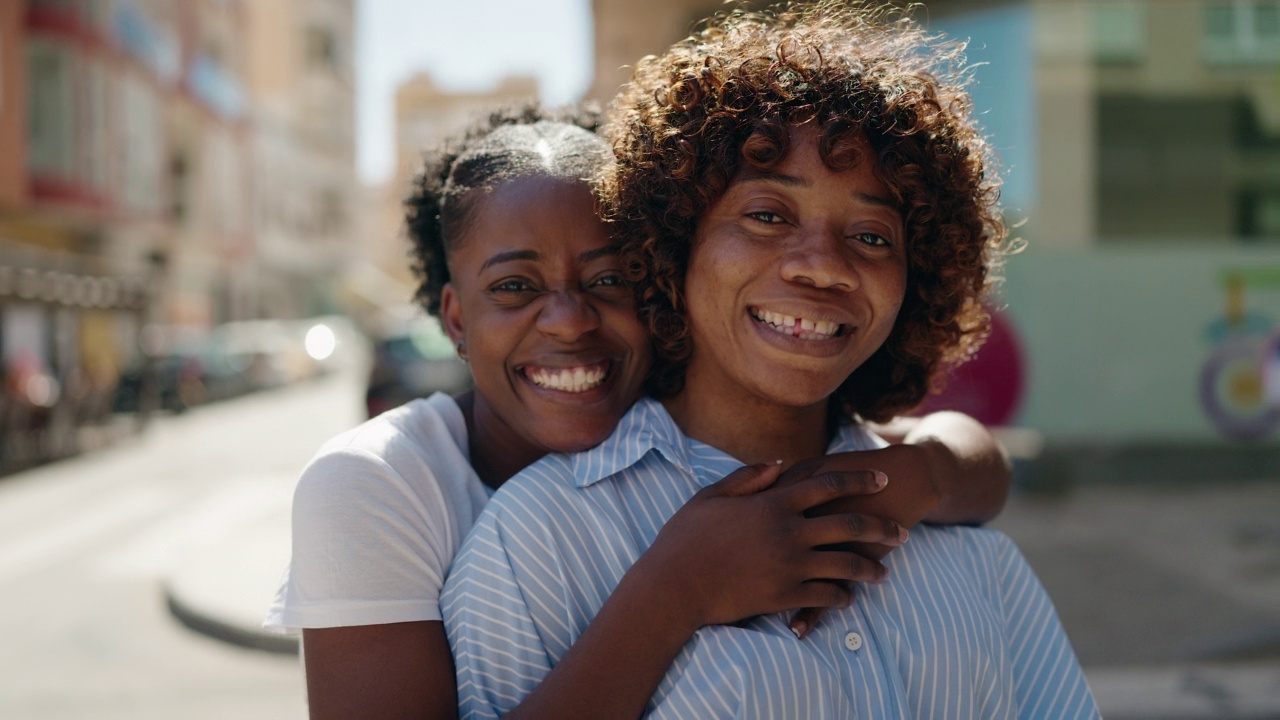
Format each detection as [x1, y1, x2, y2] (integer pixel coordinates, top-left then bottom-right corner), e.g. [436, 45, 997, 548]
[442, 398, 1099, 719]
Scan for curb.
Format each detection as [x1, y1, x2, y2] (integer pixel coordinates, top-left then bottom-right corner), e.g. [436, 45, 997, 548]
[164, 581, 299, 655]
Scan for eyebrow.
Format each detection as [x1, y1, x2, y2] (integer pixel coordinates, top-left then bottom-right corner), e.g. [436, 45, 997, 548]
[855, 191, 898, 211]
[735, 168, 807, 188]
[578, 245, 620, 263]
[477, 245, 621, 273]
[734, 170, 899, 211]
[479, 250, 538, 272]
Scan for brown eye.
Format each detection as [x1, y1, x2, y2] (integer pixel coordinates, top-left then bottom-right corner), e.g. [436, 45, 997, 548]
[746, 211, 784, 224]
[492, 279, 534, 293]
[852, 232, 889, 247]
[591, 273, 626, 288]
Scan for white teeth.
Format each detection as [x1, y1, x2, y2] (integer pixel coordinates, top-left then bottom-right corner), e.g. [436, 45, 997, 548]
[751, 309, 840, 340]
[528, 364, 607, 393]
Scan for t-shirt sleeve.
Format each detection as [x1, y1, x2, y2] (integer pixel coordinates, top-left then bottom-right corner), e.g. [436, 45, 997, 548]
[441, 503, 559, 719]
[265, 447, 457, 631]
[993, 535, 1101, 719]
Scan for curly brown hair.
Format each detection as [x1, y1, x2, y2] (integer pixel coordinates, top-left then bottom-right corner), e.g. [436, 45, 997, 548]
[405, 103, 605, 317]
[601, 1, 1007, 423]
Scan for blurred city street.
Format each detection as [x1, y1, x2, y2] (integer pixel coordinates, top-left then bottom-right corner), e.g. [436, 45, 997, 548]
[0, 362, 371, 718]
[0, 359, 1276, 718]
[3, 0, 1280, 717]
[993, 483, 1280, 719]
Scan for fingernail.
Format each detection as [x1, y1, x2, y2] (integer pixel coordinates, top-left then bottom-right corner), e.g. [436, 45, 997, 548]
[898, 526, 909, 543]
[790, 621, 807, 639]
[875, 471, 888, 488]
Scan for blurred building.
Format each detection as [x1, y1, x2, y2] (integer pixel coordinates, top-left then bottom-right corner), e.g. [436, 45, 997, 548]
[587, 0, 726, 103]
[0, 0, 356, 471]
[364, 73, 537, 305]
[244, 0, 356, 321]
[587, 0, 1280, 450]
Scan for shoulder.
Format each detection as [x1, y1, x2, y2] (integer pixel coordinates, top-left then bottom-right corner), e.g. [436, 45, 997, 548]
[315, 393, 465, 465]
[293, 394, 481, 523]
[903, 524, 1038, 595]
[910, 524, 1020, 559]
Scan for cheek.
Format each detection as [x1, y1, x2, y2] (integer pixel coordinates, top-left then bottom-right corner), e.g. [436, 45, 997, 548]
[601, 307, 651, 367]
[871, 263, 908, 315]
[461, 310, 522, 376]
[683, 251, 730, 325]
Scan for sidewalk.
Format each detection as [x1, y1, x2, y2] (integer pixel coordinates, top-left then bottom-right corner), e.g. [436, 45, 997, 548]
[163, 473, 1280, 719]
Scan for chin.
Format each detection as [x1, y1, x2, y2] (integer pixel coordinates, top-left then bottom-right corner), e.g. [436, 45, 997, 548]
[536, 423, 616, 455]
[756, 379, 844, 410]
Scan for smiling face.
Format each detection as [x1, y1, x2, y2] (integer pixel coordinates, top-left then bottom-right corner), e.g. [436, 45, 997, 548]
[680, 125, 908, 416]
[439, 175, 650, 458]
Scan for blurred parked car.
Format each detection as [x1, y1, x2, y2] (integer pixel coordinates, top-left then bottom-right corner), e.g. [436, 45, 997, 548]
[112, 325, 212, 413]
[365, 315, 471, 418]
[112, 316, 367, 415]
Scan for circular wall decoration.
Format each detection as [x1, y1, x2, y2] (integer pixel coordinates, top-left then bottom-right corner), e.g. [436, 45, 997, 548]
[1199, 335, 1280, 441]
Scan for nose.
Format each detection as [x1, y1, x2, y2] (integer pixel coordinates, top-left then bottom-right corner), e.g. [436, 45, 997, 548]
[779, 227, 859, 292]
[536, 289, 601, 342]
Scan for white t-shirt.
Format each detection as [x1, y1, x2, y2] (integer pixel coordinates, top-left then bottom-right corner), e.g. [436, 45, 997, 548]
[264, 392, 490, 632]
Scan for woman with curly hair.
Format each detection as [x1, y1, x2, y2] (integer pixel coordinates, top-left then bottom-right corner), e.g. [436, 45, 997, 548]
[444, 3, 1098, 717]
[267, 101, 1012, 718]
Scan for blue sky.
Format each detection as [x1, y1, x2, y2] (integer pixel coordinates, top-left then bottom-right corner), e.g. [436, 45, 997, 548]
[355, 0, 593, 184]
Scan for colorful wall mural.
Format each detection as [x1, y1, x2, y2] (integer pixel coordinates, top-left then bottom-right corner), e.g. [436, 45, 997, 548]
[1200, 267, 1280, 440]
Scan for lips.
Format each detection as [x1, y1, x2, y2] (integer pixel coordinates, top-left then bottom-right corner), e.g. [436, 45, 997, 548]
[750, 307, 846, 341]
[521, 360, 610, 393]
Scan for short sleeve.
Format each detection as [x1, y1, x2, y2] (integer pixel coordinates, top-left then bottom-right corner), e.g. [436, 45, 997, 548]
[994, 536, 1101, 719]
[442, 507, 557, 719]
[265, 447, 457, 631]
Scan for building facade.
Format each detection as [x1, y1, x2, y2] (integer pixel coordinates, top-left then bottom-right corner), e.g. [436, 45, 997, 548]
[243, 0, 356, 322]
[0, 0, 356, 472]
[365, 73, 538, 302]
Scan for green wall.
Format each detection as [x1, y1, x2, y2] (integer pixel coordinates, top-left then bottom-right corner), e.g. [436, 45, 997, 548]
[1000, 244, 1280, 444]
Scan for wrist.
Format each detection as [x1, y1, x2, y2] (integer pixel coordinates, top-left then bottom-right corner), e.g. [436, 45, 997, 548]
[914, 438, 953, 520]
[620, 549, 708, 638]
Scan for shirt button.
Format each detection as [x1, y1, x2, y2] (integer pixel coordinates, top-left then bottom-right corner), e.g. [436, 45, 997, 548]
[843, 632, 863, 652]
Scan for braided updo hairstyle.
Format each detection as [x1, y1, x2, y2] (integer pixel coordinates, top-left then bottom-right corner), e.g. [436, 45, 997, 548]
[405, 104, 608, 317]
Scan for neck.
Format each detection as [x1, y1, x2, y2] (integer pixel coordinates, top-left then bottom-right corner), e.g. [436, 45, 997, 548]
[662, 383, 831, 468]
[456, 391, 549, 489]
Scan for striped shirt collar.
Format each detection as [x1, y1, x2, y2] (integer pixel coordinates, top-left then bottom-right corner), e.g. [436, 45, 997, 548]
[568, 397, 694, 488]
[568, 396, 876, 489]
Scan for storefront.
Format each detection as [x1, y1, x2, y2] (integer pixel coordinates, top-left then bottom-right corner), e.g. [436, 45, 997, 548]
[0, 242, 152, 472]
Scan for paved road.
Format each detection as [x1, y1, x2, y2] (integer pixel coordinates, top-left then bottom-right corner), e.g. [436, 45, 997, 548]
[0, 368, 366, 719]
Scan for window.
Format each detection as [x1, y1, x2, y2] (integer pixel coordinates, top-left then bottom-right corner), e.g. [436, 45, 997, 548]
[85, 59, 109, 193]
[305, 26, 338, 71]
[1240, 191, 1280, 239]
[1093, 2, 1146, 63]
[1202, 1, 1280, 65]
[119, 73, 163, 215]
[26, 38, 76, 180]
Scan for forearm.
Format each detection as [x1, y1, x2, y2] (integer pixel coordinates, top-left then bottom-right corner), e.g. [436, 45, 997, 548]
[905, 411, 1010, 525]
[505, 555, 699, 720]
[302, 622, 457, 720]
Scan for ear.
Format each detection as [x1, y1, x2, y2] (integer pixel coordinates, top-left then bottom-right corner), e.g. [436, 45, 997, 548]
[439, 282, 465, 344]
